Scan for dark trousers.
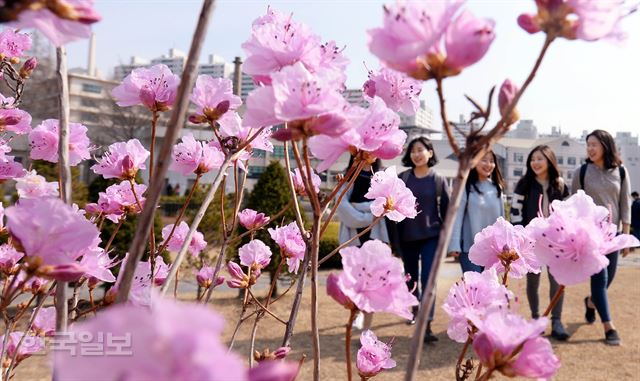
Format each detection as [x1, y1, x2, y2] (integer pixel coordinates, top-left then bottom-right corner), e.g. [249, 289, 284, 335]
[526, 268, 564, 320]
[591, 251, 619, 323]
[400, 237, 438, 321]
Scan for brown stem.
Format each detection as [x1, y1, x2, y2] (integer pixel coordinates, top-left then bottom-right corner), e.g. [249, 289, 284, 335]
[283, 140, 307, 237]
[436, 76, 460, 156]
[321, 156, 362, 209]
[302, 140, 322, 214]
[248, 290, 287, 325]
[228, 309, 258, 351]
[346, 309, 357, 381]
[319, 216, 383, 266]
[249, 311, 260, 367]
[227, 201, 293, 246]
[455, 336, 473, 381]
[320, 160, 365, 237]
[265, 257, 285, 307]
[542, 285, 565, 317]
[156, 174, 202, 255]
[128, 178, 156, 279]
[309, 217, 321, 381]
[173, 268, 179, 298]
[281, 248, 310, 347]
[220, 175, 228, 239]
[476, 369, 494, 381]
[104, 218, 125, 253]
[149, 110, 158, 184]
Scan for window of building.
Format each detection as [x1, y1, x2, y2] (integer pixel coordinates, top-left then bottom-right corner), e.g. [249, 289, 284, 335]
[248, 166, 266, 179]
[81, 98, 99, 108]
[557, 156, 564, 165]
[81, 83, 103, 94]
[80, 112, 100, 123]
[273, 146, 285, 158]
[513, 168, 523, 177]
[513, 153, 524, 162]
[567, 157, 576, 165]
[253, 150, 266, 158]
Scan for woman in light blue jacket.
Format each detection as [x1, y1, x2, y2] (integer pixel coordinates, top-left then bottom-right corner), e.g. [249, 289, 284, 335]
[448, 150, 505, 273]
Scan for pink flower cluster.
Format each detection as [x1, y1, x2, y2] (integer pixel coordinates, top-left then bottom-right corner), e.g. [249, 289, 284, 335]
[0, 92, 32, 135]
[269, 222, 306, 273]
[91, 139, 149, 180]
[290, 167, 321, 196]
[190, 75, 241, 123]
[363, 67, 422, 115]
[0, 332, 44, 365]
[364, 166, 417, 222]
[112, 64, 180, 112]
[356, 330, 396, 379]
[89, 181, 147, 223]
[0, 28, 32, 59]
[0, 139, 25, 182]
[170, 133, 224, 176]
[160, 221, 207, 257]
[29, 119, 92, 166]
[238, 208, 270, 230]
[15, 170, 59, 199]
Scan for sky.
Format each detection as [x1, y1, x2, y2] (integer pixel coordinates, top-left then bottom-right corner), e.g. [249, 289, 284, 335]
[61, 0, 640, 138]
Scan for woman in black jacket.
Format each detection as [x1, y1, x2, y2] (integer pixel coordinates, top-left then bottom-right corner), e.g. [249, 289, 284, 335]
[510, 145, 570, 340]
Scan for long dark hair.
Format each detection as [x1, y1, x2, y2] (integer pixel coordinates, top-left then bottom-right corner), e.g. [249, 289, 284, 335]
[586, 129, 622, 169]
[517, 145, 564, 198]
[401, 137, 438, 168]
[467, 150, 504, 197]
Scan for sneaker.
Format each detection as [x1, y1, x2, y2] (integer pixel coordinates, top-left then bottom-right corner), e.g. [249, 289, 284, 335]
[424, 329, 439, 343]
[584, 296, 596, 324]
[352, 312, 364, 330]
[406, 306, 418, 325]
[605, 329, 621, 346]
[551, 319, 570, 341]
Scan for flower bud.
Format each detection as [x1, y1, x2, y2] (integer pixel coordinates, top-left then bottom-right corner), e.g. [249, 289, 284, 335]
[326, 273, 354, 309]
[40, 263, 85, 282]
[498, 79, 520, 126]
[517, 14, 541, 34]
[19, 57, 38, 79]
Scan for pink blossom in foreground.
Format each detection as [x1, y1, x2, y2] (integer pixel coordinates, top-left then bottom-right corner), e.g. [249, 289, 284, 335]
[471, 309, 560, 380]
[111, 64, 180, 111]
[0, 332, 44, 364]
[54, 297, 247, 381]
[0, 106, 32, 134]
[239, 239, 273, 270]
[527, 190, 640, 286]
[363, 67, 422, 115]
[469, 217, 540, 279]
[161, 221, 207, 257]
[238, 209, 270, 230]
[0, 158, 25, 181]
[190, 75, 241, 123]
[442, 268, 513, 343]
[0, 28, 32, 59]
[290, 167, 321, 196]
[338, 240, 418, 319]
[326, 272, 354, 309]
[5, 198, 99, 267]
[97, 181, 146, 223]
[268, 222, 306, 273]
[368, 0, 464, 74]
[0, 244, 23, 274]
[248, 359, 300, 381]
[15, 170, 59, 199]
[28, 119, 92, 165]
[91, 139, 149, 180]
[9, 0, 99, 47]
[31, 307, 56, 336]
[170, 133, 224, 176]
[364, 166, 417, 222]
[356, 330, 396, 379]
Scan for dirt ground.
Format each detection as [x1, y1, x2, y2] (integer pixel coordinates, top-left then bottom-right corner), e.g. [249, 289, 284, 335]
[12, 253, 640, 381]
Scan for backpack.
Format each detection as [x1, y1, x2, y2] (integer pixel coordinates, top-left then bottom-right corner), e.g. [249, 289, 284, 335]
[579, 163, 626, 191]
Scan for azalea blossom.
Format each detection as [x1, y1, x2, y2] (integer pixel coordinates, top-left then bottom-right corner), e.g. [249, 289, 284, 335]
[111, 64, 180, 112]
[15, 170, 59, 199]
[238, 209, 270, 230]
[97, 181, 146, 223]
[79, 247, 116, 284]
[238, 239, 272, 271]
[442, 268, 513, 343]
[268, 222, 306, 273]
[227, 261, 252, 289]
[527, 190, 640, 285]
[471, 309, 560, 380]
[0, 244, 23, 274]
[170, 133, 224, 176]
[0, 105, 32, 134]
[439, 10, 496, 76]
[190, 75, 241, 123]
[363, 67, 422, 115]
[356, 330, 396, 379]
[54, 297, 247, 381]
[218, 112, 274, 153]
[290, 167, 321, 196]
[109, 255, 166, 307]
[31, 307, 56, 337]
[8, 0, 100, 47]
[248, 358, 300, 381]
[91, 139, 149, 180]
[0, 332, 44, 365]
[337, 240, 419, 319]
[0, 157, 26, 181]
[468, 217, 540, 279]
[326, 272, 355, 309]
[196, 266, 216, 288]
[0, 28, 32, 59]
[498, 79, 520, 125]
[28, 119, 92, 166]
[160, 221, 207, 257]
[364, 166, 417, 222]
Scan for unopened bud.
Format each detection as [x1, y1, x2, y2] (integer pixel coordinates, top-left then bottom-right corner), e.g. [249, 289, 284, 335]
[188, 114, 207, 124]
[498, 79, 520, 126]
[19, 57, 37, 78]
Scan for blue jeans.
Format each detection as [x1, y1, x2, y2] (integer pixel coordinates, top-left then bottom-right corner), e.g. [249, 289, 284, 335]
[459, 251, 483, 273]
[400, 237, 438, 321]
[591, 251, 619, 323]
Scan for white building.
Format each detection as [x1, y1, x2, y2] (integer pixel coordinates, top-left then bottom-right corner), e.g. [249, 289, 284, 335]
[616, 132, 640, 192]
[113, 56, 149, 81]
[198, 54, 234, 79]
[150, 48, 186, 77]
[507, 119, 538, 139]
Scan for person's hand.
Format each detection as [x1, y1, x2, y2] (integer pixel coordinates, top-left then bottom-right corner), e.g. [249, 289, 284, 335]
[449, 251, 460, 258]
[622, 247, 630, 258]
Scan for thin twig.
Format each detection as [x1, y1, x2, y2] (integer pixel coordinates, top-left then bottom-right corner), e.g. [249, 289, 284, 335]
[318, 216, 383, 266]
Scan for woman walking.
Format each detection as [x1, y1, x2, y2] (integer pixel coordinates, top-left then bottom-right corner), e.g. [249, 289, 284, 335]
[511, 145, 570, 340]
[572, 129, 632, 346]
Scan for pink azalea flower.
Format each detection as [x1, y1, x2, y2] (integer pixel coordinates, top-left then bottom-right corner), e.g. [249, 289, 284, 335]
[5, 197, 99, 267]
[227, 261, 251, 289]
[471, 309, 559, 380]
[0, 332, 44, 364]
[356, 330, 396, 379]
[238, 209, 270, 230]
[29, 119, 92, 166]
[527, 190, 640, 286]
[268, 222, 306, 273]
[442, 10, 496, 73]
[242, 86, 281, 129]
[498, 79, 519, 121]
[317, 40, 350, 88]
[79, 247, 116, 284]
[91, 139, 149, 180]
[0, 157, 26, 181]
[326, 272, 355, 309]
[97, 181, 146, 223]
[111, 64, 180, 112]
[0, 106, 32, 134]
[368, 0, 464, 73]
[110, 255, 162, 306]
[242, 8, 322, 84]
[218, 112, 274, 153]
[15, 170, 59, 199]
[337, 240, 419, 319]
[442, 268, 513, 343]
[0, 28, 32, 59]
[153, 256, 170, 286]
[363, 67, 422, 115]
[239, 239, 273, 270]
[31, 307, 56, 336]
[290, 167, 321, 196]
[469, 217, 540, 279]
[160, 221, 207, 257]
[196, 266, 215, 288]
[248, 358, 300, 381]
[364, 166, 417, 222]
[190, 75, 241, 123]
[0, 139, 11, 162]
[54, 297, 247, 381]
[0, 244, 23, 274]
[170, 133, 224, 176]
[9, 0, 99, 47]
